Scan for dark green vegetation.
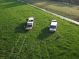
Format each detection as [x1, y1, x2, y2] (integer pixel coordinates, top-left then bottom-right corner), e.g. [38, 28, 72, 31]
[0, 0, 79, 59]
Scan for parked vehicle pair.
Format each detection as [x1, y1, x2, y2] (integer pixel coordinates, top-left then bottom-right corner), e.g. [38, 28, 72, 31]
[24, 17, 57, 32]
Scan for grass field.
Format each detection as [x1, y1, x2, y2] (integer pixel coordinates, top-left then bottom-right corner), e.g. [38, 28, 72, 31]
[33, 1, 79, 21]
[0, 0, 79, 59]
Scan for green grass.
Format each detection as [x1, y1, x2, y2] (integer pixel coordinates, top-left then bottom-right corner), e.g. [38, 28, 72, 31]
[0, 0, 79, 59]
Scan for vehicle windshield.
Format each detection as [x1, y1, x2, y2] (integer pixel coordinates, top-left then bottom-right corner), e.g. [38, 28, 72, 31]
[27, 25, 32, 27]
[29, 20, 33, 22]
[50, 26, 56, 29]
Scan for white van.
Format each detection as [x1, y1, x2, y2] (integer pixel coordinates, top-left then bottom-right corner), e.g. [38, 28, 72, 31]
[25, 17, 34, 30]
[49, 20, 57, 32]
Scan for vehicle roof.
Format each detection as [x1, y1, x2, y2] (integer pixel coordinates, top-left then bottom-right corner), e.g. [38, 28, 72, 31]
[51, 22, 57, 26]
[27, 22, 33, 23]
[52, 20, 57, 22]
[28, 17, 34, 20]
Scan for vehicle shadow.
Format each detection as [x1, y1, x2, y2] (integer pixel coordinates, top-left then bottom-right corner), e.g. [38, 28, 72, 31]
[37, 27, 55, 41]
[15, 22, 28, 33]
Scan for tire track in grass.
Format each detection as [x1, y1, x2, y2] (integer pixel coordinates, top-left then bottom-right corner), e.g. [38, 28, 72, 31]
[15, 38, 26, 58]
[32, 40, 42, 59]
[37, 40, 43, 59]
[15, 36, 29, 59]
[37, 39, 51, 59]
[45, 40, 55, 59]
[8, 34, 27, 59]
[8, 34, 22, 59]
[39, 40, 50, 59]
[44, 41, 51, 59]
[38, 41, 42, 59]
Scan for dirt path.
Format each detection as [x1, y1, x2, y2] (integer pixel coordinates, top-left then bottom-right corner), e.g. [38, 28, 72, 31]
[33, 1, 79, 22]
[30, 4, 79, 25]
